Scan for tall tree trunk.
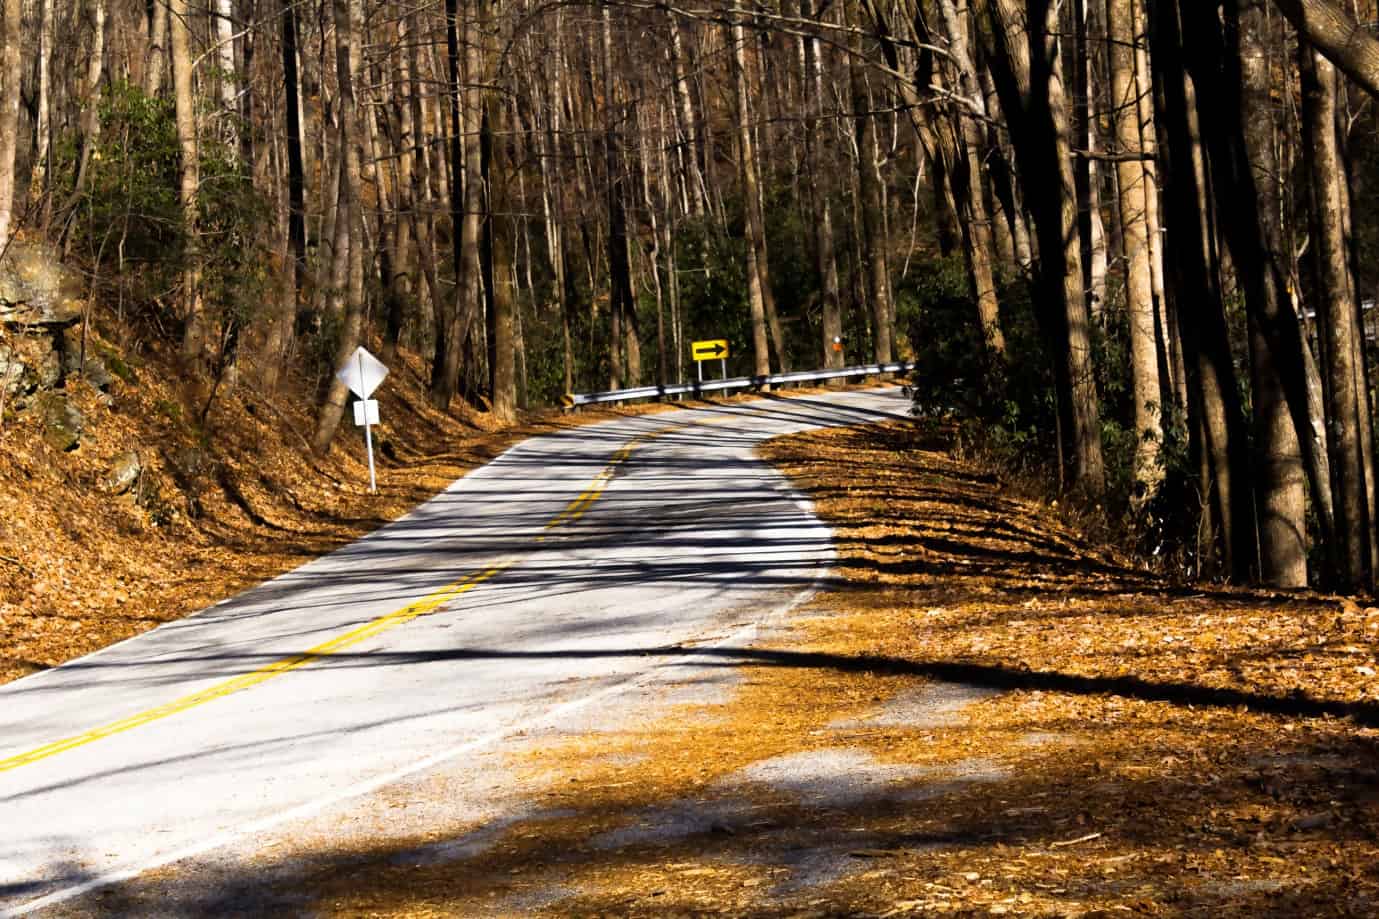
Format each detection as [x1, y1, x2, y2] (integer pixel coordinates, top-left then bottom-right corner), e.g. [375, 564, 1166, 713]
[33, 0, 54, 198]
[488, 97, 516, 423]
[0, 0, 19, 247]
[745, 28, 790, 372]
[1070, 0, 1104, 321]
[849, 42, 893, 364]
[1080, 0, 1109, 320]
[214, 0, 238, 147]
[1302, 42, 1371, 590]
[449, 0, 486, 408]
[260, 0, 306, 389]
[144, 0, 168, 96]
[70, 0, 107, 211]
[603, 6, 633, 388]
[642, 105, 669, 387]
[1109, 0, 1163, 505]
[936, 0, 1006, 357]
[406, 5, 443, 391]
[171, 0, 204, 364]
[1189, 0, 1324, 586]
[431, 0, 484, 410]
[313, 0, 365, 454]
[1153, 0, 1253, 579]
[978, 0, 1106, 497]
[804, 0, 844, 370]
[731, 5, 771, 375]
[670, 19, 708, 219]
[1132, 0, 1172, 405]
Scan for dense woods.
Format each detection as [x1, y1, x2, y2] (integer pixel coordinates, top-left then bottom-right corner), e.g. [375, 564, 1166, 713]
[4, 0, 1379, 593]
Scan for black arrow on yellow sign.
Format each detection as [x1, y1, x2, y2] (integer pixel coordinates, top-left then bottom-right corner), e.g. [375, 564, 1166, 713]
[692, 339, 729, 361]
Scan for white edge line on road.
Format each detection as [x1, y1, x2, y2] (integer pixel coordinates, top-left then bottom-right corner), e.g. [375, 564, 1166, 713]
[7, 401, 848, 917]
[0, 388, 883, 696]
[7, 529, 836, 918]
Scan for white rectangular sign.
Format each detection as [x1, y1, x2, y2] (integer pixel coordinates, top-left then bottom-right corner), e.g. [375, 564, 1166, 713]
[352, 399, 380, 427]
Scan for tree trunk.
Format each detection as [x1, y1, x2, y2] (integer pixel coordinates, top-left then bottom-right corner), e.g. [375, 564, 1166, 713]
[1190, 0, 1322, 586]
[1152, 0, 1253, 579]
[732, 5, 771, 375]
[488, 97, 516, 423]
[1271, 0, 1379, 98]
[936, 0, 1006, 357]
[313, 0, 365, 454]
[849, 44, 893, 364]
[33, 0, 54, 198]
[670, 19, 708, 219]
[1109, 0, 1163, 505]
[0, 0, 20, 247]
[804, 0, 844, 370]
[1080, 0, 1109, 321]
[260, 0, 306, 389]
[642, 105, 669, 387]
[978, 0, 1106, 497]
[144, 0, 168, 96]
[170, 0, 204, 364]
[1301, 42, 1371, 590]
[214, 0, 238, 147]
[1132, 0, 1172, 407]
[745, 28, 790, 372]
[430, 0, 465, 409]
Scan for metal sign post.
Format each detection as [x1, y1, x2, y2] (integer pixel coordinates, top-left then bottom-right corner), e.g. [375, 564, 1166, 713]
[336, 346, 389, 494]
[691, 339, 729, 387]
[359, 350, 377, 494]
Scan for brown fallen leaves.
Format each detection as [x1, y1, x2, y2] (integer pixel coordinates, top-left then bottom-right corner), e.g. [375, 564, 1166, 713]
[282, 419, 1379, 916]
[13, 399, 1379, 916]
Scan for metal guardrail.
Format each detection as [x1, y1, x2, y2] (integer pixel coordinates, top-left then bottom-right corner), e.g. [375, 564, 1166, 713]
[562, 361, 916, 407]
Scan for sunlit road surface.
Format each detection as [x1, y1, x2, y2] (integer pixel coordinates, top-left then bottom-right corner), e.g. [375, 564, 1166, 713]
[0, 387, 909, 915]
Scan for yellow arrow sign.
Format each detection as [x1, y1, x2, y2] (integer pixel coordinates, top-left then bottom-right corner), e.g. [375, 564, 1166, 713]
[692, 339, 729, 361]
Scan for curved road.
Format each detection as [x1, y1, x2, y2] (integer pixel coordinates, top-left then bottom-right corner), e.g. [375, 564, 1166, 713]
[0, 387, 908, 915]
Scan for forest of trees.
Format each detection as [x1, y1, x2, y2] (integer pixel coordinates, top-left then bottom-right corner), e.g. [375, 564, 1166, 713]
[3, 0, 1379, 593]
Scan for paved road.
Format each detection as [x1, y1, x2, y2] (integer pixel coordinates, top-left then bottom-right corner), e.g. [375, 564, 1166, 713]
[0, 387, 909, 915]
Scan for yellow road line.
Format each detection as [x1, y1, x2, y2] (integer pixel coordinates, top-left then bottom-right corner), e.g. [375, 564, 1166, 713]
[1, 415, 726, 774]
[0, 564, 510, 775]
[544, 424, 687, 531]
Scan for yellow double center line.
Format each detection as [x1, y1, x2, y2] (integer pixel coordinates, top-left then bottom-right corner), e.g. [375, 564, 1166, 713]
[544, 436, 648, 531]
[0, 564, 510, 775]
[0, 418, 716, 776]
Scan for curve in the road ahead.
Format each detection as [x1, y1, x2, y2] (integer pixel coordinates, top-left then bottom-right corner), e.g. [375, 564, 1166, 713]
[0, 386, 911, 916]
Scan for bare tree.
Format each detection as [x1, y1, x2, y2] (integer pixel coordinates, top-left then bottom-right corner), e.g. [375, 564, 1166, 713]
[1108, 0, 1162, 505]
[978, 0, 1106, 497]
[0, 0, 19, 246]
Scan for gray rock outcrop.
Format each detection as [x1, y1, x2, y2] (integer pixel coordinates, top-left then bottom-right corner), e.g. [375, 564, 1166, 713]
[104, 451, 143, 494]
[37, 392, 84, 451]
[0, 237, 84, 332]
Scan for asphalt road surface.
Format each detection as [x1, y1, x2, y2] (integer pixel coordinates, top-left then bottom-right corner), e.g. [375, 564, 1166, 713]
[0, 387, 909, 915]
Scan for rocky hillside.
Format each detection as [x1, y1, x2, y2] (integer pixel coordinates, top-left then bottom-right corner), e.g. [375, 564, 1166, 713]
[0, 234, 545, 685]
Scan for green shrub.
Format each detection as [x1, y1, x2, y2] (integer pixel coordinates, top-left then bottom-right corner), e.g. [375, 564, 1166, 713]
[899, 256, 1055, 473]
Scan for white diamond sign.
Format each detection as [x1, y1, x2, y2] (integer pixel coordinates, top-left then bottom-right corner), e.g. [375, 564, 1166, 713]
[337, 346, 388, 399]
[335, 346, 388, 495]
